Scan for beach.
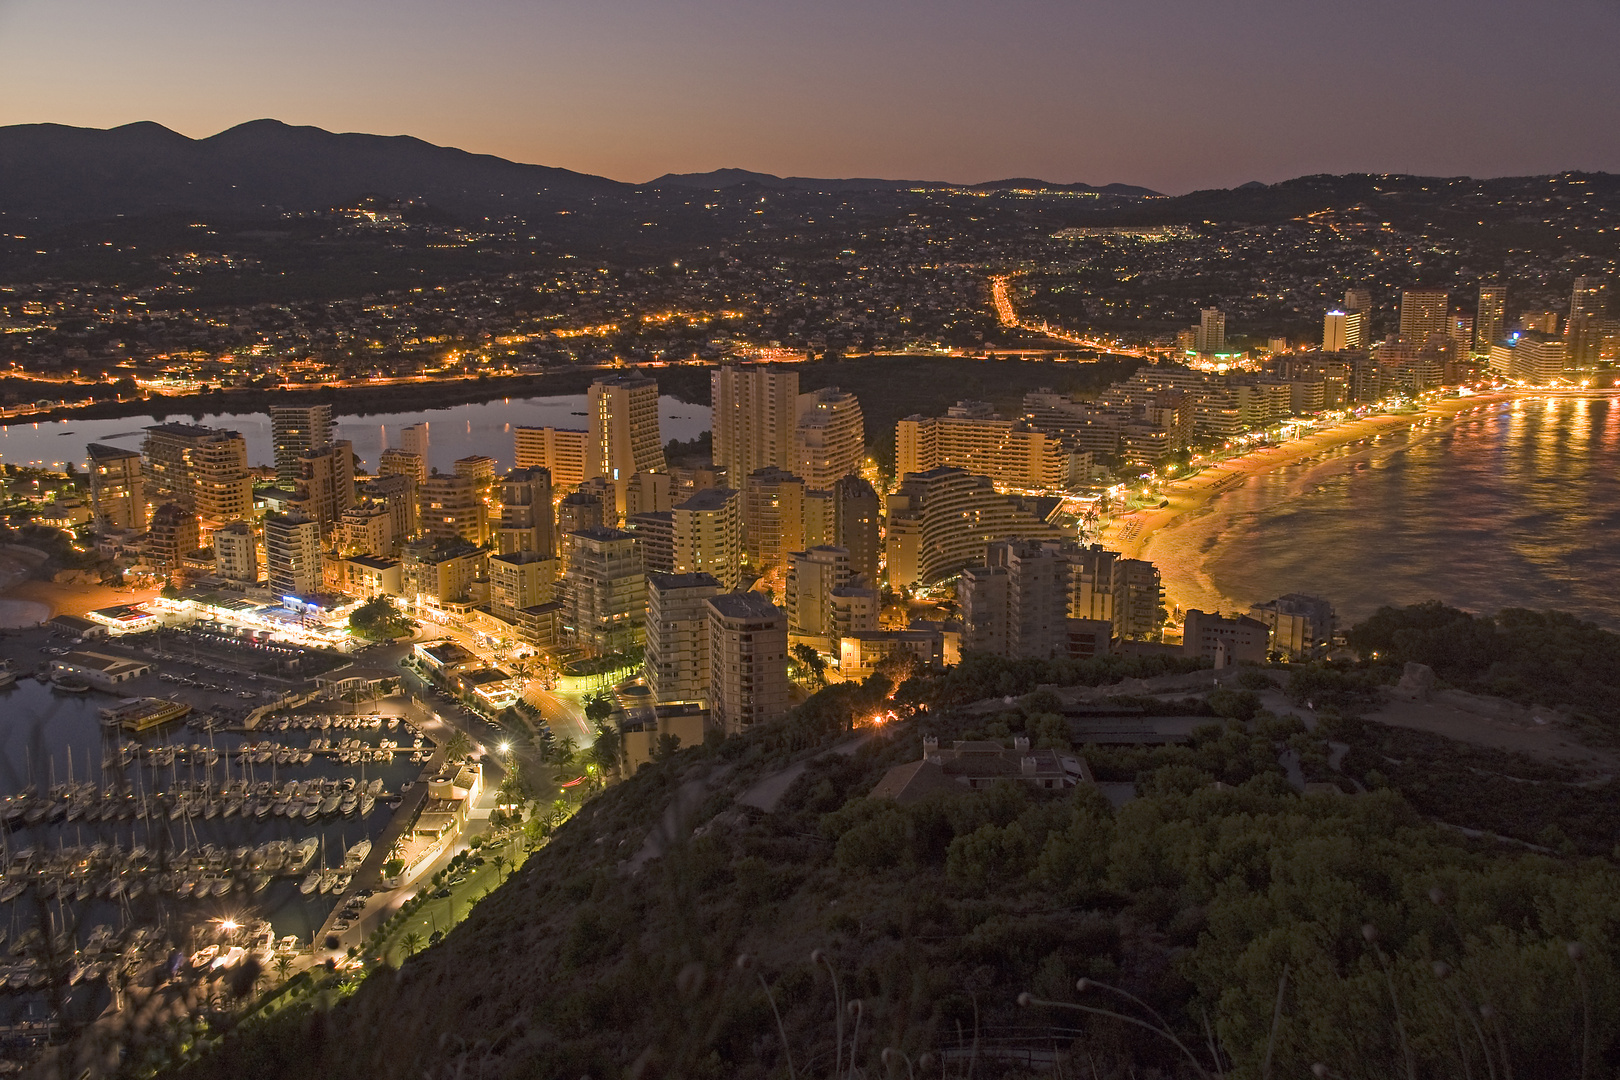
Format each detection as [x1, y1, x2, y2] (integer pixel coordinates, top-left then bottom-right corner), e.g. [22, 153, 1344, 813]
[0, 546, 156, 628]
[1098, 393, 1519, 618]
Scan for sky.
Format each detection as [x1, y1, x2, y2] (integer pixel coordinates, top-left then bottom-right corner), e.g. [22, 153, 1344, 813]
[2, 0, 1618, 194]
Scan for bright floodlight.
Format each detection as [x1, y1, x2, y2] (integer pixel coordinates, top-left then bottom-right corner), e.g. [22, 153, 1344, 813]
[499, 741, 511, 753]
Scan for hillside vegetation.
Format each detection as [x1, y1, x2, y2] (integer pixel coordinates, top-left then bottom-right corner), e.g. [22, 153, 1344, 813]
[145, 621, 1620, 1080]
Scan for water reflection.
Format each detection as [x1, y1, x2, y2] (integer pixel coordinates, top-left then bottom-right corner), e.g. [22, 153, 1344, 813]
[1173, 397, 1620, 627]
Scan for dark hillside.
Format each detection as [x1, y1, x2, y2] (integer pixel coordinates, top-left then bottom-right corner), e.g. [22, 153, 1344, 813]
[164, 651, 1620, 1080]
[0, 120, 624, 225]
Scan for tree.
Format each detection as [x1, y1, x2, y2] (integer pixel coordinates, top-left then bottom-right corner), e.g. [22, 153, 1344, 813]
[590, 724, 622, 781]
[584, 692, 613, 726]
[442, 730, 472, 763]
[349, 595, 411, 639]
[791, 643, 828, 689]
[274, 955, 292, 983]
[651, 731, 683, 761]
[550, 736, 580, 783]
[400, 931, 424, 958]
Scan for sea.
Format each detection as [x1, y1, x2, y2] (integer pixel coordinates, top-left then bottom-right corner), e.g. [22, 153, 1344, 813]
[1147, 395, 1620, 629]
[0, 393, 710, 474]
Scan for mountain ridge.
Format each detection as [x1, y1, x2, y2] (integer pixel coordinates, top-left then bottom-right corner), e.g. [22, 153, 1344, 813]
[643, 166, 1161, 197]
[0, 119, 627, 224]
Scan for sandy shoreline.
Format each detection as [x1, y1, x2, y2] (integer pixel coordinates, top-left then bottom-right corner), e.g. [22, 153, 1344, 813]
[1097, 391, 1536, 618]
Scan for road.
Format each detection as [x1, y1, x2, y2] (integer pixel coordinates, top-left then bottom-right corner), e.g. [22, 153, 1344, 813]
[368, 637, 587, 800]
[989, 273, 1151, 357]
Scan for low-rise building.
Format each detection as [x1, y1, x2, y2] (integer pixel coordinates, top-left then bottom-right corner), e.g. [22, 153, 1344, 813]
[1248, 594, 1335, 658]
[50, 650, 152, 691]
[459, 666, 523, 710]
[344, 555, 402, 599]
[869, 736, 1093, 803]
[838, 628, 945, 679]
[414, 639, 477, 676]
[212, 521, 258, 585]
[1182, 609, 1269, 666]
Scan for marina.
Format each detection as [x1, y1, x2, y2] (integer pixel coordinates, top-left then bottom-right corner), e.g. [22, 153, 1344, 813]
[0, 676, 437, 1035]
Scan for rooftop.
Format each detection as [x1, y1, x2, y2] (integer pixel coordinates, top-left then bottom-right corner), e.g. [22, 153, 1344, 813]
[647, 571, 721, 591]
[86, 443, 141, 462]
[706, 592, 784, 621]
[677, 487, 738, 512]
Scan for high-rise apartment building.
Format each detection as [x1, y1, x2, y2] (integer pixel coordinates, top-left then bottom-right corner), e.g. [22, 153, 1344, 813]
[1111, 559, 1164, 641]
[512, 426, 587, 487]
[419, 474, 488, 546]
[793, 387, 866, 488]
[711, 365, 799, 482]
[1499, 333, 1567, 383]
[673, 487, 742, 590]
[706, 592, 789, 735]
[1322, 310, 1365, 352]
[833, 475, 881, 584]
[488, 550, 557, 624]
[142, 423, 253, 536]
[339, 503, 394, 558]
[557, 489, 607, 575]
[562, 526, 645, 655]
[264, 511, 321, 598]
[402, 541, 485, 609]
[1475, 283, 1507, 356]
[269, 404, 333, 485]
[399, 423, 429, 462]
[884, 468, 1065, 589]
[497, 467, 554, 556]
[645, 571, 722, 705]
[1567, 276, 1611, 367]
[212, 521, 258, 584]
[1069, 545, 1117, 623]
[86, 444, 146, 532]
[1450, 314, 1475, 358]
[454, 455, 498, 499]
[785, 545, 850, 640]
[1398, 290, 1450, 344]
[896, 409, 1074, 491]
[1344, 288, 1373, 320]
[361, 474, 417, 548]
[587, 375, 666, 500]
[743, 467, 805, 578]
[1194, 308, 1226, 354]
[803, 488, 835, 548]
[959, 540, 1076, 660]
[291, 441, 355, 539]
[147, 503, 200, 585]
[626, 510, 675, 575]
[624, 471, 672, 518]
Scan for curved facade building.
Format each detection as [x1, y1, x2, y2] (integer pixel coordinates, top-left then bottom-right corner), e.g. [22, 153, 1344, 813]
[884, 467, 1064, 589]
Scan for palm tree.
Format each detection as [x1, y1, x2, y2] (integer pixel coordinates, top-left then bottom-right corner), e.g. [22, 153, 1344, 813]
[549, 736, 579, 782]
[400, 931, 424, 959]
[442, 730, 472, 763]
[274, 955, 292, 983]
[591, 723, 622, 781]
[492, 854, 507, 881]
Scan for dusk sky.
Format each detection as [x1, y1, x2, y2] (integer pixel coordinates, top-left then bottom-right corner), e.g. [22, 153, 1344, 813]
[3, 0, 1618, 193]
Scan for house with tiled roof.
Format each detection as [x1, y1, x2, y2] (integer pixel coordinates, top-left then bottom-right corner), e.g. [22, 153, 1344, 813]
[868, 736, 1092, 804]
